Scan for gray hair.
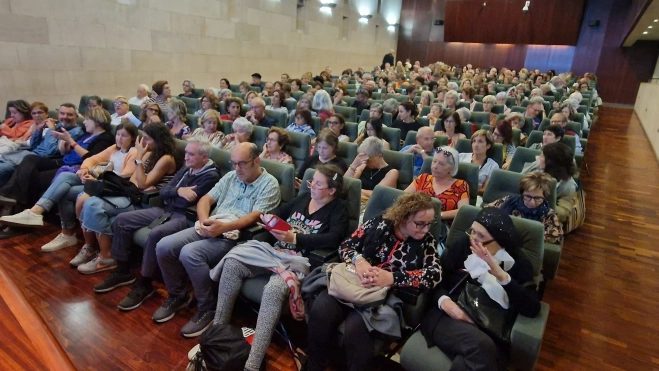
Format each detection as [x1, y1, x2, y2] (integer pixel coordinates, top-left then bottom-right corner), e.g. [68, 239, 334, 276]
[312, 90, 332, 111]
[370, 103, 383, 115]
[444, 90, 459, 106]
[363, 73, 373, 80]
[206, 87, 219, 96]
[456, 107, 471, 121]
[436, 145, 459, 177]
[482, 95, 497, 104]
[357, 136, 384, 157]
[529, 96, 545, 106]
[569, 91, 583, 103]
[382, 98, 399, 114]
[186, 137, 213, 156]
[232, 117, 254, 134]
[138, 83, 151, 94]
[183, 79, 195, 89]
[219, 88, 232, 98]
[495, 92, 507, 100]
[416, 126, 433, 138]
[166, 98, 187, 122]
[530, 88, 542, 97]
[550, 76, 563, 86]
[447, 82, 459, 91]
[420, 90, 434, 103]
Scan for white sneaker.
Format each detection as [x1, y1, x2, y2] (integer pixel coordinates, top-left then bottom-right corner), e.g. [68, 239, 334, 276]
[77, 255, 117, 275]
[0, 209, 43, 227]
[41, 233, 78, 252]
[69, 245, 97, 267]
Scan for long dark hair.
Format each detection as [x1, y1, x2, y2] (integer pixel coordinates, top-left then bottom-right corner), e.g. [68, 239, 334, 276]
[142, 122, 177, 173]
[542, 142, 575, 181]
[365, 118, 384, 139]
[436, 111, 462, 134]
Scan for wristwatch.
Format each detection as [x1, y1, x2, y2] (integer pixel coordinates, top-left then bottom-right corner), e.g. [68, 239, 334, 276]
[135, 159, 144, 165]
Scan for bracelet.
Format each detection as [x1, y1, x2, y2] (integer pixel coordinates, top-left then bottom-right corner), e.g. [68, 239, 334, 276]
[352, 254, 363, 264]
[70, 142, 78, 148]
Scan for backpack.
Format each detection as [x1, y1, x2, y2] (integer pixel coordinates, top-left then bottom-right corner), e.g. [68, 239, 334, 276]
[187, 324, 251, 371]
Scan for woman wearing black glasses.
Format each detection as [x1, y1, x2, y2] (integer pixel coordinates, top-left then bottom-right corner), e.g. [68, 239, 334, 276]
[486, 172, 563, 243]
[305, 192, 441, 371]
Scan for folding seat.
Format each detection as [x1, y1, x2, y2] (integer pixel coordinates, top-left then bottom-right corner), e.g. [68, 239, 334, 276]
[419, 158, 479, 206]
[469, 112, 490, 128]
[285, 131, 312, 174]
[371, 92, 382, 100]
[472, 102, 483, 112]
[400, 205, 549, 371]
[250, 125, 270, 150]
[491, 104, 505, 114]
[250, 86, 262, 93]
[347, 89, 356, 97]
[193, 88, 205, 97]
[474, 94, 484, 102]
[78, 95, 92, 115]
[179, 96, 200, 113]
[101, 98, 115, 114]
[420, 106, 431, 117]
[129, 104, 142, 118]
[393, 95, 410, 103]
[343, 97, 356, 106]
[186, 114, 200, 131]
[382, 126, 401, 151]
[344, 122, 359, 141]
[332, 105, 357, 122]
[291, 91, 305, 100]
[382, 150, 415, 190]
[264, 109, 288, 128]
[284, 99, 297, 112]
[508, 147, 541, 173]
[230, 84, 241, 93]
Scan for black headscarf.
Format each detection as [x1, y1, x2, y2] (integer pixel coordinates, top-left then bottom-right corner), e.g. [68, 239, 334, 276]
[475, 207, 520, 251]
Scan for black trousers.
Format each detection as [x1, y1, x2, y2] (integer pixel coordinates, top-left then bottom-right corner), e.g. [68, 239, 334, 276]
[430, 312, 505, 371]
[306, 289, 376, 371]
[0, 155, 62, 205]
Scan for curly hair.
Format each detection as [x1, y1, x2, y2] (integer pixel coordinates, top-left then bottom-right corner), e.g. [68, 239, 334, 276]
[202, 92, 220, 111]
[142, 122, 177, 173]
[383, 192, 438, 230]
[268, 126, 291, 149]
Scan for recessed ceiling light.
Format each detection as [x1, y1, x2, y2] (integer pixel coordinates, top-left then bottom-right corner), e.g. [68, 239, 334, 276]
[643, 31, 649, 34]
[649, 26, 654, 28]
[654, 19, 658, 22]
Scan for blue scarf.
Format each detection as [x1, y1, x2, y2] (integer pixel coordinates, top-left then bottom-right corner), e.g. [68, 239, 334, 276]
[499, 195, 549, 222]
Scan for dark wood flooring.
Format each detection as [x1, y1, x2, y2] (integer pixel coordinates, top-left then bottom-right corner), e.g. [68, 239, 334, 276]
[1, 106, 658, 370]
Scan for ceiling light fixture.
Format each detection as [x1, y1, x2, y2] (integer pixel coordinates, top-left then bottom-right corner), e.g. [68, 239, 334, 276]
[359, 14, 372, 24]
[388, 23, 398, 31]
[654, 19, 658, 22]
[649, 26, 653, 28]
[643, 31, 649, 34]
[319, 2, 336, 14]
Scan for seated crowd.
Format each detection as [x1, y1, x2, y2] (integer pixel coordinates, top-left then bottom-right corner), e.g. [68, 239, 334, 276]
[0, 61, 596, 371]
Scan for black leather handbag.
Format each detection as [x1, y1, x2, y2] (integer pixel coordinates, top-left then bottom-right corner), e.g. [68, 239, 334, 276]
[457, 282, 518, 346]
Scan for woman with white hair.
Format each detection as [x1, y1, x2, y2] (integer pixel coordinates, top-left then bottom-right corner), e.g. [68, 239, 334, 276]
[447, 81, 459, 92]
[496, 92, 511, 115]
[129, 84, 151, 106]
[346, 136, 399, 206]
[219, 117, 253, 151]
[405, 145, 469, 223]
[312, 89, 334, 123]
[444, 90, 459, 112]
[482, 95, 499, 126]
[165, 98, 191, 140]
[179, 79, 198, 98]
[218, 88, 232, 102]
[189, 109, 225, 146]
[418, 90, 434, 113]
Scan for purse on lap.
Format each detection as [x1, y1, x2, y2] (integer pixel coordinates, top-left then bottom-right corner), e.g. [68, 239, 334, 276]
[83, 171, 142, 208]
[327, 262, 389, 308]
[457, 282, 518, 346]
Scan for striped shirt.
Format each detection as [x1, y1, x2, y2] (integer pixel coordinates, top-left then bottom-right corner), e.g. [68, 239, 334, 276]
[208, 168, 281, 217]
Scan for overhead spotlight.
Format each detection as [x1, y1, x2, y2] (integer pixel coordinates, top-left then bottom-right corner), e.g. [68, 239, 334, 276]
[388, 23, 398, 31]
[644, 31, 649, 34]
[655, 19, 658, 22]
[359, 14, 372, 24]
[522, 1, 530, 13]
[649, 26, 654, 29]
[319, 2, 336, 14]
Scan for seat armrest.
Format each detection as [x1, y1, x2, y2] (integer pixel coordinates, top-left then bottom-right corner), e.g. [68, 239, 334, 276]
[509, 302, 550, 371]
[394, 287, 421, 306]
[140, 188, 161, 207]
[308, 248, 338, 268]
[186, 205, 197, 221]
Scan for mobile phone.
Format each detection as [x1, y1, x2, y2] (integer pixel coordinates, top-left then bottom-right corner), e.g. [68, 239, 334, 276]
[263, 215, 291, 232]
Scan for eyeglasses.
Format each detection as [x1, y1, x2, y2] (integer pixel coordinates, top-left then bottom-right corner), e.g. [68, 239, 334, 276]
[465, 227, 495, 245]
[492, 132, 502, 139]
[435, 147, 454, 160]
[413, 220, 436, 230]
[229, 158, 255, 169]
[113, 101, 126, 106]
[266, 137, 279, 143]
[523, 194, 545, 203]
[550, 120, 565, 125]
[327, 120, 341, 126]
[444, 119, 455, 124]
[306, 179, 328, 190]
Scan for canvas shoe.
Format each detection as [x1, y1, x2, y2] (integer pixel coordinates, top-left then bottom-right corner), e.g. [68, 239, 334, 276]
[41, 233, 78, 252]
[0, 209, 43, 227]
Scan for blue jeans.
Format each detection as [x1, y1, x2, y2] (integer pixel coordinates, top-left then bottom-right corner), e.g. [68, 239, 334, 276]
[35, 172, 83, 229]
[0, 162, 16, 188]
[80, 196, 137, 235]
[155, 227, 236, 312]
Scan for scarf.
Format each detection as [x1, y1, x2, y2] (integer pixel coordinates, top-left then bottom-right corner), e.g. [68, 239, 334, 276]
[499, 195, 549, 222]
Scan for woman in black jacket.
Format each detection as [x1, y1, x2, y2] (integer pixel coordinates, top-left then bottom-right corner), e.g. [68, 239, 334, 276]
[420, 207, 541, 371]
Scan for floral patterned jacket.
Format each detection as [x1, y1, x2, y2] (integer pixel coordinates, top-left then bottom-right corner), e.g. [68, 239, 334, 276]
[339, 216, 442, 291]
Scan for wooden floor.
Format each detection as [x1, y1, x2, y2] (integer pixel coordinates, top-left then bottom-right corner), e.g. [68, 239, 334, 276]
[1, 106, 658, 370]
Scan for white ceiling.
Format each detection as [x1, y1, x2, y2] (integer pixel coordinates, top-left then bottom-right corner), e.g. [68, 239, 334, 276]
[624, 0, 659, 46]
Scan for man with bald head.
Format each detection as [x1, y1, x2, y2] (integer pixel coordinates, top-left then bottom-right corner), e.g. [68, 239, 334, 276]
[400, 126, 436, 176]
[246, 97, 276, 128]
[154, 142, 281, 337]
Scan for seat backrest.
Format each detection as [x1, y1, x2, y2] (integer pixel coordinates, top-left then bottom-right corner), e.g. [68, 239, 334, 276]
[460, 122, 472, 139]
[299, 168, 361, 234]
[358, 110, 393, 127]
[333, 105, 357, 122]
[180, 96, 200, 113]
[491, 104, 505, 114]
[250, 125, 269, 150]
[508, 147, 541, 173]
[474, 94, 484, 102]
[364, 185, 444, 242]
[447, 205, 544, 280]
[316, 141, 359, 166]
[286, 130, 312, 173]
[265, 109, 288, 128]
[218, 101, 227, 115]
[382, 126, 401, 151]
[420, 106, 431, 117]
[345, 122, 359, 141]
[525, 130, 543, 148]
[470, 112, 490, 128]
[382, 150, 414, 190]
[417, 117, 429, 127]
[291, 91, 305, 100]
[454, 138, 504, 168]
[101, 98, 115, 114]
[344, 97, 356, 106]
[483, 169, 557, 209]
[209, 147, 232, 177]
[259, 158, 295, 204]
[186, 114, 199, 131]
[285, 99, 297, 112]
[78, 95, 91, 115]
[393, 95, 409, 103]
[420, 158, 480, 206]
[129, 104, 142, 118]
[250, 86, 262, 93]
[230, 84, 241, 93]
[511, 106, 525, 115]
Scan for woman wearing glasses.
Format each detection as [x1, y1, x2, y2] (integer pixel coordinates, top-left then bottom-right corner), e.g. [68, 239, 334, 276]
[305, 192, 441, 371]
[219, 118, 253, 152]
[434, 111, 466, 148]
[211, 165, 349, 371]
[260, 127, 293, 164]
[346, 137, 398, 208]
[486, 172, 563, 243]
[194, 93, 220, 117]
[492, 119, 516, 170]
[326, 113, 350, 142]
[110, 96, 142, 127]
[405, 146, 469, 224]
[420, 207, 540, 371]
[138, 102, 163, 128]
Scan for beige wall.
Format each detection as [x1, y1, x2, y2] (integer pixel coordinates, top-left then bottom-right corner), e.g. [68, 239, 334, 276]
[635, 83, 659, 162]
[0, 0, 398, 110]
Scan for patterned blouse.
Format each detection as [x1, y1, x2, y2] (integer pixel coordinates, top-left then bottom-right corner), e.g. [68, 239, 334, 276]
[167, 121, 191, 140]
[340, 216, 442, 290]
[411, 174, 469, 212]
[262, 151, 293, 164]
[189, 127, 225, 147]
[487, 195, 563, 244]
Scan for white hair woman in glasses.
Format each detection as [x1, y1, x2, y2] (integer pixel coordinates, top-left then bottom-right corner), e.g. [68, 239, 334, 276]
[210, 164, 349, 371]
[346, 136, 399, 206]
[110, 96, 142, 127]
[405, 145, 469, 224]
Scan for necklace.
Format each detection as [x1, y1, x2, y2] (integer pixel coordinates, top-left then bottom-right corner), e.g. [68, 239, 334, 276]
[370, 167, 383, 179]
